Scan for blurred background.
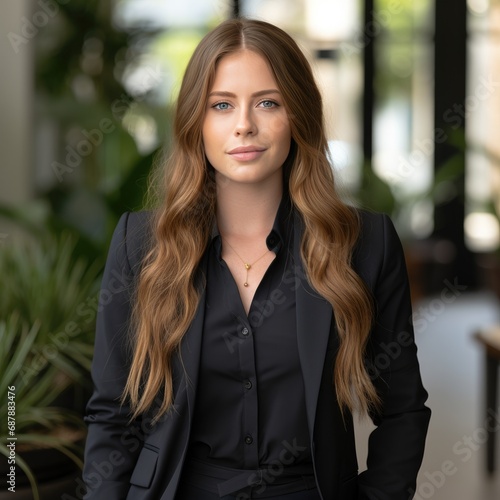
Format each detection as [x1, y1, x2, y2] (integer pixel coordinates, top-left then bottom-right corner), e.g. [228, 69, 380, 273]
[1, 0, 500, 498]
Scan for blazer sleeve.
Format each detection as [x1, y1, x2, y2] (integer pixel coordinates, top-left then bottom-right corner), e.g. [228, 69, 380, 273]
[357, 213, 431, 500]
[82, 212, 148, 499]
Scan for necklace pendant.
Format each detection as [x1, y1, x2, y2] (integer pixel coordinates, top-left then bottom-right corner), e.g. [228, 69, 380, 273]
[244, 282, 249, 287]
[245, 263, 251, 270]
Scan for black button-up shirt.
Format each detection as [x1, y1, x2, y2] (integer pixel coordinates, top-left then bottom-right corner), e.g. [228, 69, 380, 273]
[188, 193, 312, 472]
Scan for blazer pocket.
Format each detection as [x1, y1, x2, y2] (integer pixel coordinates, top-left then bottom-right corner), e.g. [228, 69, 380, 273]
[130, 446, 158, 488]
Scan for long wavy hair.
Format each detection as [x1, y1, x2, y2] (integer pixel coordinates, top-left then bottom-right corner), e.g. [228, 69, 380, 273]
[123, 18, 379, 422]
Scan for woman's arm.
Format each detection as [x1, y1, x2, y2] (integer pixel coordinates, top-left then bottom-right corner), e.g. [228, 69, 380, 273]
[357, 213, 431, 500]
[82, 212, 147, 499]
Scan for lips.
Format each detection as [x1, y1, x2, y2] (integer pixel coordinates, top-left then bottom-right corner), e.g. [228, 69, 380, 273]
[227, 145, 267, 161]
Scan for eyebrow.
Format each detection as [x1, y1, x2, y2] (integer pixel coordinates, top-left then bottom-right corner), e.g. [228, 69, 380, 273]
[208, 89, 281, 98]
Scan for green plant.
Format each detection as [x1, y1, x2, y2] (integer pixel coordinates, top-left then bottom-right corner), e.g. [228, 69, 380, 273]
[0, 234, 101, 379]
[0, 234, 101, 498]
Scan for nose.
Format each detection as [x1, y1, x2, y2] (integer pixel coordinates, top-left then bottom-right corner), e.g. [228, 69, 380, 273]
[234, 107, 256, 136]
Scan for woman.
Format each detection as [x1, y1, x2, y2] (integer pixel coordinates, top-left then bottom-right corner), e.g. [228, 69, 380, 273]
[83, 18, 430, 500]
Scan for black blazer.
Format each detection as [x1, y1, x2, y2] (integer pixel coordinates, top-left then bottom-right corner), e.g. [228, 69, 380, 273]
[83, 209, 430, 500]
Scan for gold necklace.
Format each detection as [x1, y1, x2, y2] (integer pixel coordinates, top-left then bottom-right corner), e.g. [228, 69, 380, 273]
[222, 238, 270, 287]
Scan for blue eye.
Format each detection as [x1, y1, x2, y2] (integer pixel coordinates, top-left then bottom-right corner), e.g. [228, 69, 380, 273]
[260, 100, 278, 108]
[213, 102, 230, 110]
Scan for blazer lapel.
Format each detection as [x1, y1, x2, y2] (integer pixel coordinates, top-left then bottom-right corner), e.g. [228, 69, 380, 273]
[293, 213, 334, 434]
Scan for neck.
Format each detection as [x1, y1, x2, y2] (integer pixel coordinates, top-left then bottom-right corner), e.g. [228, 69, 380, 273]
[216, 176, 283, 239]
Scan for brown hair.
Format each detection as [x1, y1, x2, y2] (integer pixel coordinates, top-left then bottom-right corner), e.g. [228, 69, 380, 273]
[123, 18, 379, 422]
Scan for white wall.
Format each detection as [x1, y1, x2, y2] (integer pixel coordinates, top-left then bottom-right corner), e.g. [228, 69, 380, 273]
[0, 0, 33, 235]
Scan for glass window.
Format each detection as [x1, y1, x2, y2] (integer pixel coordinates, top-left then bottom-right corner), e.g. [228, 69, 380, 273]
[372, 0, 435, 238]
[243, 0, 365, 193]
[465, 0, 500, 252]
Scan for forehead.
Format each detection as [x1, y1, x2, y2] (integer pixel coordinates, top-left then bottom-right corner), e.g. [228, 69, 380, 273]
[210, 50, 278, 90]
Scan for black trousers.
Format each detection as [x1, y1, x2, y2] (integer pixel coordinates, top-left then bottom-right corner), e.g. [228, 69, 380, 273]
[175, 481, 322, 499]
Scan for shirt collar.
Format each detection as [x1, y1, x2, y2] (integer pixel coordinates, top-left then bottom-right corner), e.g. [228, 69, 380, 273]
[266, 187, 293, 253]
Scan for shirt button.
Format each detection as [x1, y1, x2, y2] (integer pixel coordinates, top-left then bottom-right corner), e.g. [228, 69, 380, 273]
[243, 379, 252, 390]
[241, 327, 249, 336]
[266, 234, 277, 247]
[244, 435, 253, 445]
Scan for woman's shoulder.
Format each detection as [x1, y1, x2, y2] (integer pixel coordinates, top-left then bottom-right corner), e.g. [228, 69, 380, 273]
[125, 210, 154, 239]
[351, 208, 406, 284]
[110, 210, 155, 275]
[354, 208, 399, 246]
[356, 207, 388, 233]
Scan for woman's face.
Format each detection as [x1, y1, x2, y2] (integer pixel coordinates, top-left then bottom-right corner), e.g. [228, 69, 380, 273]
[202, 49, 291, 187]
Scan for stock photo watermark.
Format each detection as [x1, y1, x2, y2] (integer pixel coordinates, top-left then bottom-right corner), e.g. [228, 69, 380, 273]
[19, 267, 131, 385]
[222, 263, 309, 354]
[340, 1, 403, 56]
[65, 394, 172, 499]
[7, 0, 70, 54]
[363, 276, 467, 380]
[388, 74, 500, 185]
[412, 277, 468, 334]
[51, 64, 164, 182]
[236, 438, 309, 499]
[408, 406, 500, 500]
